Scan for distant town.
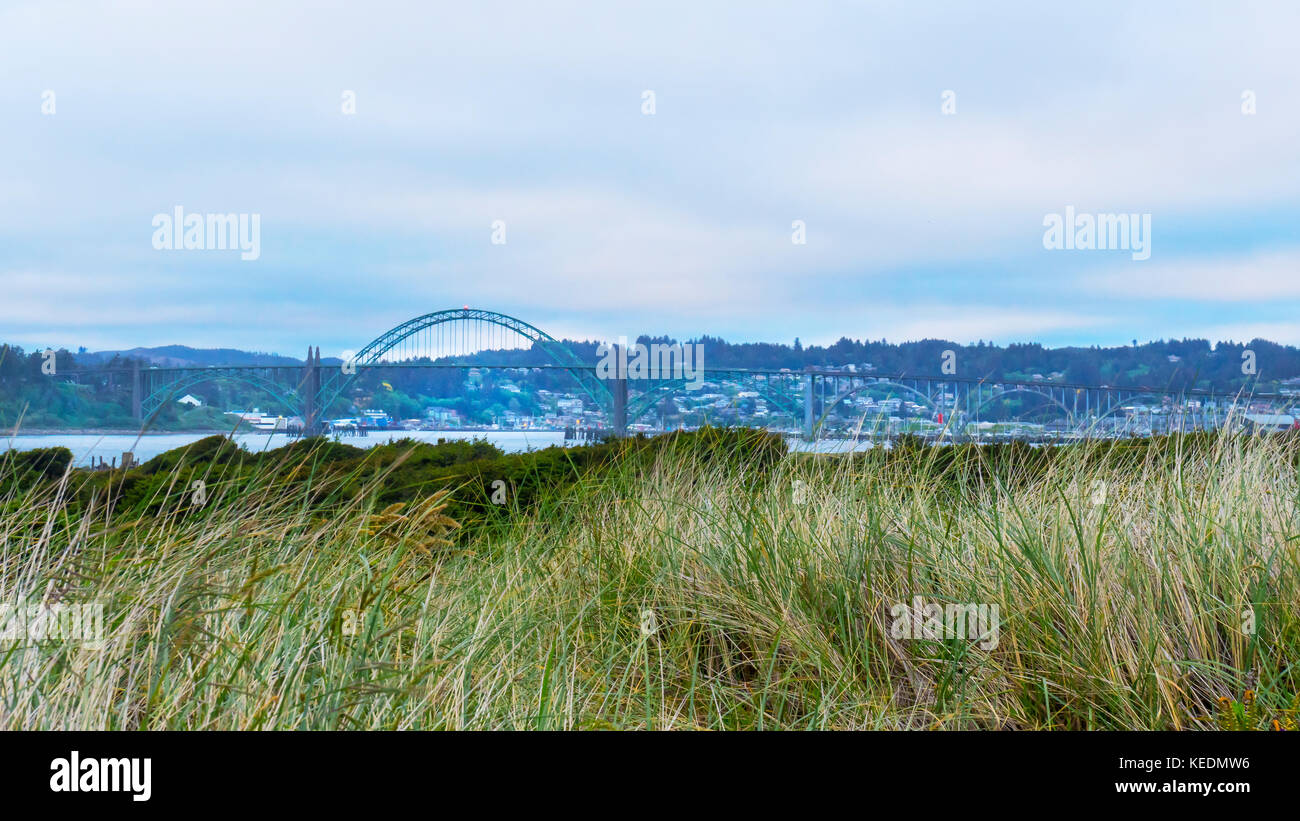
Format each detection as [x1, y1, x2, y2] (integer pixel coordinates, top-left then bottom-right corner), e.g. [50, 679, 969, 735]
[5, 337, 1300, 440]
[208, 363, 1300, 442]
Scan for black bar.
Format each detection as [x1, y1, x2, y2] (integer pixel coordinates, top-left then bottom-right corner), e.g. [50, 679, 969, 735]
[0, 731, 1285, 809]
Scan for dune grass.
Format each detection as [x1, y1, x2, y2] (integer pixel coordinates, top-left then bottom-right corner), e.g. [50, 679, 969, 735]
[1, 430, 1297, 729]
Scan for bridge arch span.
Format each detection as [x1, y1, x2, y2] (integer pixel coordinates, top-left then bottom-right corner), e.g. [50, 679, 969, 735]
[141, 371, 301, 421]
[974, 387, 1074, 420]
[809, 379, 942, 435]
[824, 380, 940, 414]
[319, 307, 607, 415]
[352, 308, 586, 369]
[624, 375, 803, 424]
[1094, 393, 1170, 422]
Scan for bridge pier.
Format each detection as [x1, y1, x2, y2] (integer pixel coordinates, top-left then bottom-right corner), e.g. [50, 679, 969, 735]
[803, 369, 814, 440]
[131, 362, 142, 422]
[611, 352, 628, 437]
[300, 347, 320, 434]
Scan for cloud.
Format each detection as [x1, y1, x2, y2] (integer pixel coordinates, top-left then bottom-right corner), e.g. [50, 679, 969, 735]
[813, 305, 1107, 347]
[1082, 248, 1300, 302]
[1, 1, 1299, 351]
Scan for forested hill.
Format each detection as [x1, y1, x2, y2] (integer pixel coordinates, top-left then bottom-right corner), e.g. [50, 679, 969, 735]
[695, 336, 1300, 391]
[6, 334, 1300, 397]
[467, 335, 1300, 392]
[76, 345, 305, 368]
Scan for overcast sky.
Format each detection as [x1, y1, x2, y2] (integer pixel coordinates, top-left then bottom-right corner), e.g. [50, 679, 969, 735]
[2, 1, 1297, 357]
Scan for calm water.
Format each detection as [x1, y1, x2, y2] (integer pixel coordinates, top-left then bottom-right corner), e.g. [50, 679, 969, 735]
[3, 429, 873, 467]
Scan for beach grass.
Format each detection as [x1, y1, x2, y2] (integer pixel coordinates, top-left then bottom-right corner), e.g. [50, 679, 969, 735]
[1, 430, 1297, 729]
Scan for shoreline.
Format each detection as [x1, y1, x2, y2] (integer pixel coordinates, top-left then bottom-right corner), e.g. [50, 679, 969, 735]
[5, 428, 235, 437]
[4, 427, 580, 437]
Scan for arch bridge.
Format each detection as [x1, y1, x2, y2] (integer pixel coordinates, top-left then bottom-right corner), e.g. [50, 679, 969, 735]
[124, 309, 1287, 438]
[135, 308, 611, 429]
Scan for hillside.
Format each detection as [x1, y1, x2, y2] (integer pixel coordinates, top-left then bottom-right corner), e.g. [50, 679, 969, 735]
[76, 345, 306, 368]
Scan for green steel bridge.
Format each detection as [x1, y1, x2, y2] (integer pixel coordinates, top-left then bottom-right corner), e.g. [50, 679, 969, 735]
[66, 307, 1295, 439]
